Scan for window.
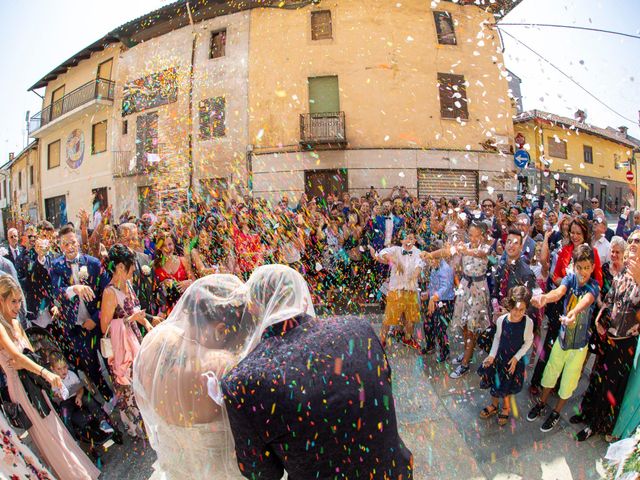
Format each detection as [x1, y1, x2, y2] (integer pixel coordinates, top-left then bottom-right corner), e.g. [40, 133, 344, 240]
[97, 58, 113, 80]
[583, 145, 593, 164]
[44, 195, 67, 228]
[199, 97, 226, 139]
[311, 10, 332, 40]
[136, 112, 159, 165]
[47, 140, 60, 169]
[434, 11, 456, 45]
[92, 121, 107, 154]
[209, 30, 226, 59]
[18, 171, 22, 190]
[30, 166, 34, 186]
[438, 73, 468, 119]
[547, 137, 567, 159]
[51, 85, 65, 120]
[555, 179, 568, 195]
[614, 153, 621, 170]
[308, 76, 340, 113]
[122, 120, 128, 135]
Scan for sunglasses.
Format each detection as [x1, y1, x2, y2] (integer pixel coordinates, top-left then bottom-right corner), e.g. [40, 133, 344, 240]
[629, 237, 640, 245]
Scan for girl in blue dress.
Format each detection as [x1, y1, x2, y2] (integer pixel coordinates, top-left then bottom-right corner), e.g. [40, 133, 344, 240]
[478, 286, 534, 426]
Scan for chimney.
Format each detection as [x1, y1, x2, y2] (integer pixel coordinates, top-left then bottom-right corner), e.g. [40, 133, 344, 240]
[8, 153, 14, 161]
[574, 109, 586, 123]
[619, 126, 629, 136]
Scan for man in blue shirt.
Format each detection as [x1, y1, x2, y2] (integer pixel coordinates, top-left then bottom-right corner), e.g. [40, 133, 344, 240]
[421, 253, 455, 362]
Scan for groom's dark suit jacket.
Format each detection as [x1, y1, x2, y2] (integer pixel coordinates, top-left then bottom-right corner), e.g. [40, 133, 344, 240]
[222, 315, 413, 480]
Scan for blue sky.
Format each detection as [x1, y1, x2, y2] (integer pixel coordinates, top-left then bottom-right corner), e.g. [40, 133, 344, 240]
[500, 0, 640, 137]
[0, 0, 638, 166]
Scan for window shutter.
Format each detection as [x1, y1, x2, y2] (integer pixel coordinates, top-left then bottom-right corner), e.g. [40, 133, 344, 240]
[210, 30, 226, 59]
[199, 99, 212, 139]
[311, 11, 332, 40]
[434, 11, 457, 45]
[438, 73, 468, 120]
[199, 97, 226, 139]
[548, 138, 567, 159]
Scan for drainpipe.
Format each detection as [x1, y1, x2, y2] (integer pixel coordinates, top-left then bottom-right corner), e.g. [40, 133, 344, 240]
[246, 144, 254, 193]
[186, 2, 197, 208]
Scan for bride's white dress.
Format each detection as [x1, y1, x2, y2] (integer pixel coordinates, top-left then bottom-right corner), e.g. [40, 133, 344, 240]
[147, 417, 244, 480]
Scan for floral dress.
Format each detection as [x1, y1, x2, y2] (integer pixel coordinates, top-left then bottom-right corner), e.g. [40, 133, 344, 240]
[451, 245, 491, 332]
[0, 410, 55, 479]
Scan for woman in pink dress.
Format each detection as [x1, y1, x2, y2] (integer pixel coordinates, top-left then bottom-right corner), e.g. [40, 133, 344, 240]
[0, 275, 100, 479]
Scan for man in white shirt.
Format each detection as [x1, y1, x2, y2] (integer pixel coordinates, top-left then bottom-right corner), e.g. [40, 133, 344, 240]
[593, 211, 611, 265]
[370, 230, 424, 349]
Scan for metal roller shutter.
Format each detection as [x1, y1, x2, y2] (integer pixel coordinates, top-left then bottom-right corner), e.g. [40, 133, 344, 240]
[418, 169, 478, 200]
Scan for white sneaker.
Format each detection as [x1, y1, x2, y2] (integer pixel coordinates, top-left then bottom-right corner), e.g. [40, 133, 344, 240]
[451, 354, 465, 365]
[450, 364, 470, 379]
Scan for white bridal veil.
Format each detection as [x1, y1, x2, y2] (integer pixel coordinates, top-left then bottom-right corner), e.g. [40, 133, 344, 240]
[242, 264, 316, 358]
[133, 274, 253, 479]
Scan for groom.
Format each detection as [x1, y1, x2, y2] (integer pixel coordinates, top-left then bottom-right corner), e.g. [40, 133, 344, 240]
[51, 225, 112, 401]
[222, 265, 413, 480]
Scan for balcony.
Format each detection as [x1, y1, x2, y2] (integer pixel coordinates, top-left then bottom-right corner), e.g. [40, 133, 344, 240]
[29, 78, 115, 137]
[300, 112, 346, 149]
[112, 144, 166, 178]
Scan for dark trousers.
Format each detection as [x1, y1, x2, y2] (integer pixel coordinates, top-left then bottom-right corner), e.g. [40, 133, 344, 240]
[62, 326, 113, 402]
[580, 336, 637, 434]
[531, 300, 563, 388]
[423, 300, 453, 357]
[58, 393, 104, 442]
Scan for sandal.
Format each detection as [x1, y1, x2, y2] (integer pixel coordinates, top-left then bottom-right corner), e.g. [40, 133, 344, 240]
[480, 405, 498, 419]
[498, 411, 510, 426]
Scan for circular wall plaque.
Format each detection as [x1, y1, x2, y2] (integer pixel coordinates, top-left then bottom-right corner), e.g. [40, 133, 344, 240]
[66, 128, 85, 169]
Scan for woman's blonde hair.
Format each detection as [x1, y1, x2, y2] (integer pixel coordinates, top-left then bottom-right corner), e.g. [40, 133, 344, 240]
[0, 275, 23, 334]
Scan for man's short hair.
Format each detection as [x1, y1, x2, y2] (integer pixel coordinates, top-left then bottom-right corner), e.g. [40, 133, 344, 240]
[59, 225, 75, 237]
[573, 244, 595, 265]
[507, 229, 523, 242]
[117, 222, 136, 239]
[516, 213, 530, 225]
[38, 221, 55, 232]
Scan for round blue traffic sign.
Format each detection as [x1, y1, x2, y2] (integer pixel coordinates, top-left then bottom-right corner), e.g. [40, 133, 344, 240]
[514, 149, 530, 169]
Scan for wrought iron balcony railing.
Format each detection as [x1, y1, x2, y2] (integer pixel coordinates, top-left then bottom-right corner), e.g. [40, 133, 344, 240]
[112, 144, 166, 177]
[29, 78, 115, 134]
[300, 111, 346, 147]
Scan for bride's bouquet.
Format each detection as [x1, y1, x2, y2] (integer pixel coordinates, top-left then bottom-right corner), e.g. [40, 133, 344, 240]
[604, 427, 640, 479]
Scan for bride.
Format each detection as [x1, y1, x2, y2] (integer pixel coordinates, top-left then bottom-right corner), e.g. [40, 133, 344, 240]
[133, 274, 253, 479]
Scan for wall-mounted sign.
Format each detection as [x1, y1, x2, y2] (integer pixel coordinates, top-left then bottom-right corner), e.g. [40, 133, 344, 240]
[66, 129, 85, 169]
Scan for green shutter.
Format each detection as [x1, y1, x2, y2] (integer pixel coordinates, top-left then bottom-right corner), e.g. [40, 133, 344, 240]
[308, 76, 339, 114]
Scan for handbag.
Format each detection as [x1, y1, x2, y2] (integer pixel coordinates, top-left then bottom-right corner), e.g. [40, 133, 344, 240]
[1, 401, 32, 430]
[100, 323, 113, 359]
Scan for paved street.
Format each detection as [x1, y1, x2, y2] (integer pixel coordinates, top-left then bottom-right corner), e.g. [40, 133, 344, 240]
[99, 314, 608, 480]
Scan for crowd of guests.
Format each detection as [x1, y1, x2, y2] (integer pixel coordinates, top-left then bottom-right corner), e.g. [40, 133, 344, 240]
[0, 185, 637, 478]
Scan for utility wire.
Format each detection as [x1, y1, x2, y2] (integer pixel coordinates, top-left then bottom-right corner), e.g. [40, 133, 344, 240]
[498, 23, 640, 40]
[498, 28, 638, 125]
